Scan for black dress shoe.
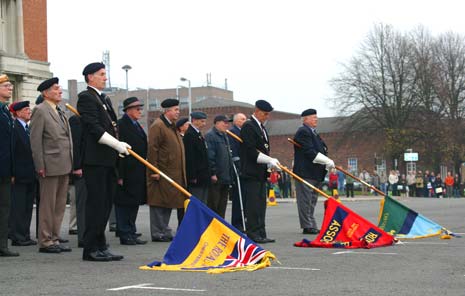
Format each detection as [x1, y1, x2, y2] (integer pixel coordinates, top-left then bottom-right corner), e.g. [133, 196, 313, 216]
[251, 237, 268, 244]
[26, 239, 38, 246]
[83, 250, 112, 262]
[134, 238, 147, 245]
[68, 229, 78, 235]
[151, 236, 172, 242]
[100, 249, 124, 261]
[109, 224, 117, 232]
[12, 240, 32, 246]
[302, 228, 320, 234]
[263, 237, 276, 243]
[58, 237, 69, 243]
[120, 238, 136, 245]
[0, 248, 19, 257]
[39, 245, 61, 253]
[135, 233, 142, 237]
[57, 245, 72, 252]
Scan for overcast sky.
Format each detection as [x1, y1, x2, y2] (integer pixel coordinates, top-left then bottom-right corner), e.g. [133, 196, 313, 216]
[47, 0, 465, 117]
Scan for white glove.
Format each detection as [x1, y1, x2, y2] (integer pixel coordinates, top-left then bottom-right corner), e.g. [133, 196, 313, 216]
[313, 152, 335, 170]
[98, 132, 131, 155]
[257, 152, 281, 169]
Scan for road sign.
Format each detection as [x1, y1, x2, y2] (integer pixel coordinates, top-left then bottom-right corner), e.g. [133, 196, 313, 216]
[404, 152, 419, 162]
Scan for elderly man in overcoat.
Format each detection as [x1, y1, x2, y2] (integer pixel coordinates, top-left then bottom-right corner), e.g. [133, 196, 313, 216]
[147, 98, 186, 242]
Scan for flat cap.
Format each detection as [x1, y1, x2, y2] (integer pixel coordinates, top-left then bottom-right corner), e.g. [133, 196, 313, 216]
[176, 117, 189, 129]
[37, 77, 59, 92]
[191, 111, 207, 120]
[301, 108, 317, 117]
[9, 101, 30, 113]
[0, 74, 10, 84]
[123, 97, 144, 111]
[214, 114, 232, 123]
[255, 100, 273, 112]
[161, 98, 179, 108]
[82, 62, 105, 76]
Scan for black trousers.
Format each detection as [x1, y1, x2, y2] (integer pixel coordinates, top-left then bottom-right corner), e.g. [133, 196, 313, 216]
[82, 166, 115, 254]
[115, 204, 139, 240]
[243, 179, 267, 240]
[9, 181, 35, 242]
[346, 183, 354, 197]
[74, 177, 87, 245]
[0, 178, 11, 250]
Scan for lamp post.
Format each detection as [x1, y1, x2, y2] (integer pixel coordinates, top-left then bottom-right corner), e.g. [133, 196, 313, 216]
[122, 65, 132, 98]
[180, 77, 191, 119]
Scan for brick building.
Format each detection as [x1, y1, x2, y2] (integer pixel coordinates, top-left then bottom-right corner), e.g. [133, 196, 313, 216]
[0, 0, 52, 102]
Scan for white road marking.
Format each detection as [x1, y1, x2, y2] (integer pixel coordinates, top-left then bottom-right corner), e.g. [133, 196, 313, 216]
[107, 283, 206, 292]
[332, 250, 397, 255]
[400, 241, 449, 245]
[268, 266, 320, 271]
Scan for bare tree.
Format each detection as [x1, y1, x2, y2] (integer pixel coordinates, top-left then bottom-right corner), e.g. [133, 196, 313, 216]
[331, 24, 420, 162]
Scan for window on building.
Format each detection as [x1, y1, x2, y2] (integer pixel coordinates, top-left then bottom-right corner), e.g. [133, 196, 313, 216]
[406, 162, 417, 175]
[348, 158, 358, 174]
[376, 159, 386, 175]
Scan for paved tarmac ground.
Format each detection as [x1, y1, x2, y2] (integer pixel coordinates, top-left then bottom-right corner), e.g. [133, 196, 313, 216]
[1, 196, 464, 296]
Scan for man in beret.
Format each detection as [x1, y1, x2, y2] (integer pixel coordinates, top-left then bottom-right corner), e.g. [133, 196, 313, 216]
[77, 62, 130, 261]
[176, 117, 189, 137]
[183, 111, 210, 204]
[147, 98, 186, 242]
[205, 115, 234, 218]
[30, 77, 73, 253]
[115, 97, 147, 245]
[0, 74, 19, 256]
[293, 108, 335, 235]
[9, 101, 37, 247]
[240, 100, 280, 244]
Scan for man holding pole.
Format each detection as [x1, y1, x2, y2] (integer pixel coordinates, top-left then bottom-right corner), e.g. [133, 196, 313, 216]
[293, 108, 334, 235]
[240, 100, 280, 244]
[77, 62, 130, 261]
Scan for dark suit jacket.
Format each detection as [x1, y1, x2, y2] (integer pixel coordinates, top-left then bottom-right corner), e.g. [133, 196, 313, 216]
[115, 114, 147, 206]
[69, 115, 83, 171]
[293, 124, 328, 182]
[239, 117, 270, 182]
[0, 105, 14, 178]
[12, 119, 35, 183]
[77, 87, 118, 168]
[183, 124, 211, 185]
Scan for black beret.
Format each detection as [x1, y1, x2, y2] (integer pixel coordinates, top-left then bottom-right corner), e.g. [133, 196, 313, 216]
[301, 108, 317, 117]
[176, 117, 189, 129]
[35, 94, 44, 105]
[161, 98, 179, 108]
[191, 111, 207, 120]
[82, 62, 105, 76]
[255, 100, 273, 112]
[123, 97, 144, 111]
[37, 77, 59, 92]
[214, 114, 232, 123]
[11, 100, 30, 112]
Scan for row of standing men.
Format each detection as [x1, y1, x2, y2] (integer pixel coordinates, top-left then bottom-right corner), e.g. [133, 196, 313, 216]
[0, 62, 336, 259]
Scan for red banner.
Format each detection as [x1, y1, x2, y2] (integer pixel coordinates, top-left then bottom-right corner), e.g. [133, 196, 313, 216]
[295, 198, 395, 249]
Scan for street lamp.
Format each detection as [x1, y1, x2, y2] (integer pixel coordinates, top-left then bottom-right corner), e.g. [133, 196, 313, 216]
[180, 77, 191, 119]
[122, 65, 132, 98]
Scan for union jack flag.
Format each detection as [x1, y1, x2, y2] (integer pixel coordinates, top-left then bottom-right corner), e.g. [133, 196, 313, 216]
[222, 237, 267, 267]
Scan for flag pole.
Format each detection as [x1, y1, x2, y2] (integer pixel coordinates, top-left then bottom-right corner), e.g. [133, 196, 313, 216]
[287, 138, 386, 196]
[226, 130, 331, 199]
[65, 103, 191, 198]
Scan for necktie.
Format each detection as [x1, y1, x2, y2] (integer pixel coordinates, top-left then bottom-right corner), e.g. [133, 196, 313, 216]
[56, 106, 66, 125]
[260, 124, 268, 141]
[25, 124, 30, 136]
